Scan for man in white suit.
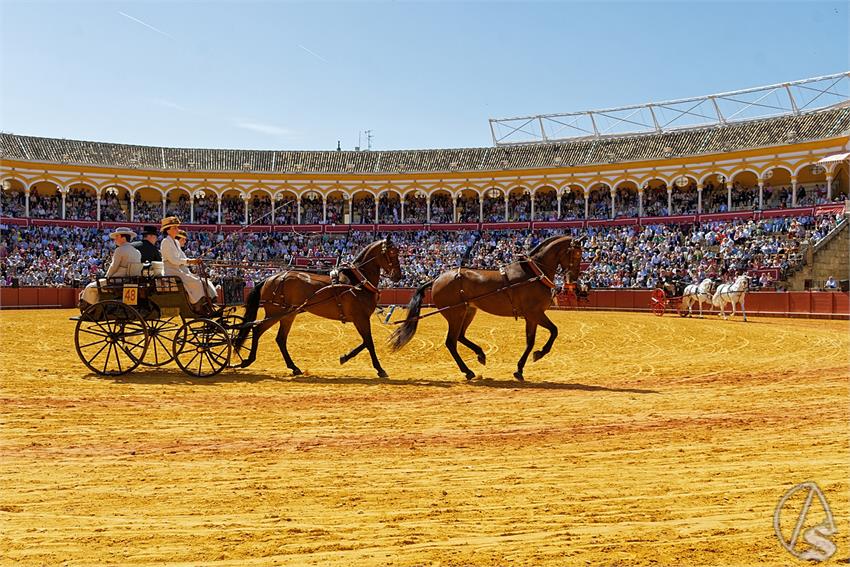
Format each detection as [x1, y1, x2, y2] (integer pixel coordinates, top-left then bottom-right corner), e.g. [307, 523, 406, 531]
[79, 227, 142, 309]
[159, 216, 217, 313]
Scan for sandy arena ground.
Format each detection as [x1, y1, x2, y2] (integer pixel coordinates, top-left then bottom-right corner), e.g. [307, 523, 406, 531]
[1, 307, 848, 566]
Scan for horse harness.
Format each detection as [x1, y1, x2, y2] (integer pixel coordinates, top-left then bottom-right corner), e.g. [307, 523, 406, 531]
[262, 262, 381, 323]
[456, 255, 557, 321]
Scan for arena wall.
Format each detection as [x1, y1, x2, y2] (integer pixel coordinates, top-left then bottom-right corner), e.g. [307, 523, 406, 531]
[1, 286, 846, 319]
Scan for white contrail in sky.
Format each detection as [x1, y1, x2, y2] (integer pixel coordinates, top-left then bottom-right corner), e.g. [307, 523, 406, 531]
[298, 44, 329, 64]
[118, 11, 175, 40]
[234, 121, 294, 137]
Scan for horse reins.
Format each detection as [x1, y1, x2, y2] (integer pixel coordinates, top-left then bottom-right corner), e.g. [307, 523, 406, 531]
[391, 253, 566, 325]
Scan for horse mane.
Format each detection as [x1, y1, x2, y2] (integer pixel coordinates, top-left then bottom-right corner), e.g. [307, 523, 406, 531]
[352, 239, 384, 264]
[528, 235, 570, 257]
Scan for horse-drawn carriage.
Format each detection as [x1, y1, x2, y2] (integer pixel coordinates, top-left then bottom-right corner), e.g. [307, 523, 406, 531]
[71, 266, 250, 377]
[649, 285, 687, 317]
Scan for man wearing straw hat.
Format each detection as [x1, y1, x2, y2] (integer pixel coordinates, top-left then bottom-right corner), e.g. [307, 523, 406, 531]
[159, 216, 217, 313]
[79, 227, 142, 309]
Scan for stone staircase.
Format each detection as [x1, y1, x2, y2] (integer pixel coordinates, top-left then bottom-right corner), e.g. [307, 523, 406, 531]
[784, 215, 849, 290]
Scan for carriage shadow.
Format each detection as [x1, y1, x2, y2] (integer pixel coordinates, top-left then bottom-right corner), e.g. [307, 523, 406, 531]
[91, 368, 289, 386]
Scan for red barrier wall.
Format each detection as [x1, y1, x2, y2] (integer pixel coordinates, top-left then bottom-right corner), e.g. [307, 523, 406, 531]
[1, 286, 847, 318]
[561, 290, 848, 319]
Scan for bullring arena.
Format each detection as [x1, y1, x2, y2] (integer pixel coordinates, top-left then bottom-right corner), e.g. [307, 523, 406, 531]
[3, 60, 850, 566]
[1, 306, 848, 565]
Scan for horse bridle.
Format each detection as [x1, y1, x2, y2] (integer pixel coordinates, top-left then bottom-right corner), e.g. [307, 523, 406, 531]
[520, 241, 580, 289]
[343, 239, 399, 294]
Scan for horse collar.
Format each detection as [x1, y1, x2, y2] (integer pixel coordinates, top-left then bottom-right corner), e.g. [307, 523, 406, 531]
[350, 266, 379, 293]
[525, 257, 556, 289]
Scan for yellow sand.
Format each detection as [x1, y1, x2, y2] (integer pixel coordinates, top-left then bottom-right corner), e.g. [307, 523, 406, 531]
[1, 308, 847, 566]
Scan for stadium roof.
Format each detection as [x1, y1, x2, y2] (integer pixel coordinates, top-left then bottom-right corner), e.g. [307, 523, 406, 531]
[2, 106, 849, 176]
[489, 72, 850, 145]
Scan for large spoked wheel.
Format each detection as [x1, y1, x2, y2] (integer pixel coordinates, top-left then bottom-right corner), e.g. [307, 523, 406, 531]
[172, 319, 232, 377]
[650, 289, 666, 317]
[140, 316, 180, 367]
[219, 314, 251, 368]
[75, 300, 149, 376]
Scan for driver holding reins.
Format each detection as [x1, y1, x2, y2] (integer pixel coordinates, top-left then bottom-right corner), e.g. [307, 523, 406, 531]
[159, 216, 217, 315]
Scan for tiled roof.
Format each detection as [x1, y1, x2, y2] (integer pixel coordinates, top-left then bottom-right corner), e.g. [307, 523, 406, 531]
[2, 107, 849, 175]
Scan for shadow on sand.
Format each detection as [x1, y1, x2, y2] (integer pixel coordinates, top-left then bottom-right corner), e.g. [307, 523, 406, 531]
[92, 368, 657, 394]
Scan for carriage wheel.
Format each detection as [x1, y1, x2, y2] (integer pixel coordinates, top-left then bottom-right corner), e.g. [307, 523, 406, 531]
[140, 316, 180, 367]
[75, 300, 149, 376]
[172, 319, 232, 377]
[651, 300, 666, 317]
[219, 314, 251, 368]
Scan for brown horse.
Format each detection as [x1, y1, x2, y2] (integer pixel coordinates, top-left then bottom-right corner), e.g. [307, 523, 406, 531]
[389, 235, 582, 381]
[235, 238, 402, 377]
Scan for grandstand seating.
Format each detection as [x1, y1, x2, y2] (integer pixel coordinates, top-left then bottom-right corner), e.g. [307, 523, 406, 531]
[1, 213, 843, 291]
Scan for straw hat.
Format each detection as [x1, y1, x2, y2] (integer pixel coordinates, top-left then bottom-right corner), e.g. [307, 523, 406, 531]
[177, 229, 188, 240]
[160, 216, 181, 232]
[109, 227, 137, 240]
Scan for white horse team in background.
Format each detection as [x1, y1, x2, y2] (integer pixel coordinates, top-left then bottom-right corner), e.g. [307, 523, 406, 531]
[712, 274, 752, 321]
[681, 278, 716, 317]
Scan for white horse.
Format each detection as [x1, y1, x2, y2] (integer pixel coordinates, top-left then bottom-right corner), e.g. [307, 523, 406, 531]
[712, 275, 752, 321]
[681, 278, 715, 317]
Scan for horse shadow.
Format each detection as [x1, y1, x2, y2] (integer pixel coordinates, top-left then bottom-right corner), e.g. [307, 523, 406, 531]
[291, 374, 658, 394]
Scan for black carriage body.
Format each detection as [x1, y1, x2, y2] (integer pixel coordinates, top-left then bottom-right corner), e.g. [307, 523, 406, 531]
[74, 273, 249, 377]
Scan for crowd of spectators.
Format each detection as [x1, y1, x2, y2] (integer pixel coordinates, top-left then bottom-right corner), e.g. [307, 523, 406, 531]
[352, 195, 375, 224]
[2, 214, 842, 292]
[404, 194, 426, 223]
[507, 192, 531, 221]
[193, 195, 218, 224]
[2, 182, 845, 223]
[378, 194, 401, 223]
[534, 191, 558, 221]
[28, 190, 62, 219]
[482, 194, 506, 222]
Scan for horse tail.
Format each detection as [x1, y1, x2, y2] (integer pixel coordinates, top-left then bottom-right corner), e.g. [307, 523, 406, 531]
[235, 279, 265, 350]
[388, 280, 433, 352]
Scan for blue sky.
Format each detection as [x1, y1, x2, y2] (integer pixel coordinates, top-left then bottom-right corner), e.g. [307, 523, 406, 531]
[1, 1, 847, 151]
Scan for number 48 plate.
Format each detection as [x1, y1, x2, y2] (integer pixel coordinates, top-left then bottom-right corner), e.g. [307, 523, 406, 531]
[123, 285, 138, 306]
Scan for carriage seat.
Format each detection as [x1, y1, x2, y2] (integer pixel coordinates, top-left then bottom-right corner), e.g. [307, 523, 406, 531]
[127, 263, 144, 277]
[141, 261, 165, 277]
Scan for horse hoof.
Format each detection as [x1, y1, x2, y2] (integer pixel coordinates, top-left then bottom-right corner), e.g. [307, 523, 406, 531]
[465, 371, 475, 380]
[477, 354, 486, 365]
[532, 350, 544, 362]
[377, 370, 389, 379]
[291, 368, 303, 376]
[513, 371, 524, 381]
